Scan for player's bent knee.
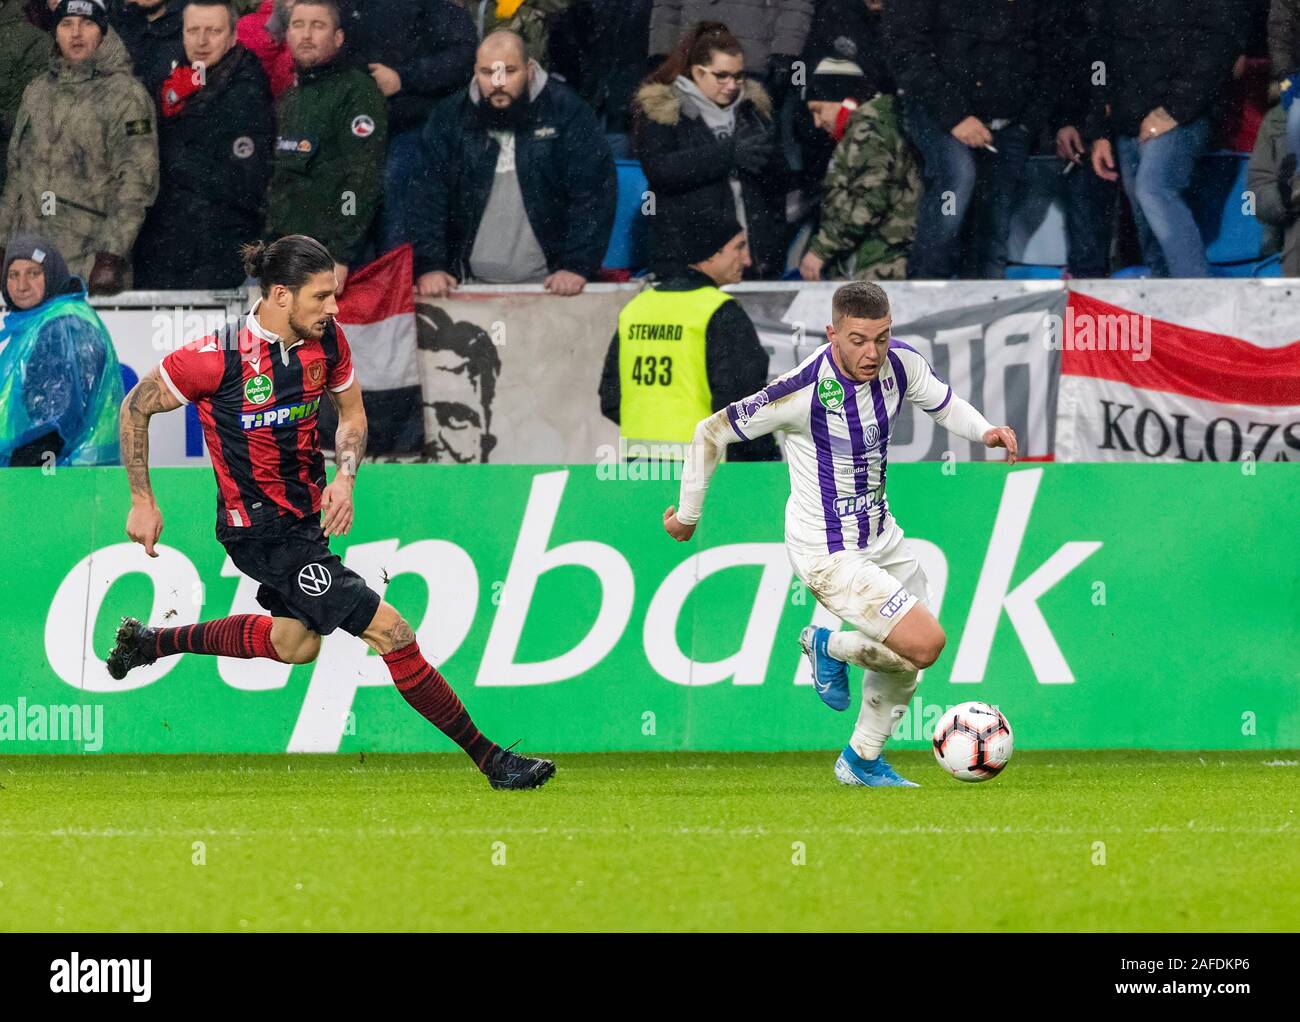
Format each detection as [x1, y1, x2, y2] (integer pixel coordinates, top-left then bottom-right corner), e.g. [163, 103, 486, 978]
[912, 626, 946, 670]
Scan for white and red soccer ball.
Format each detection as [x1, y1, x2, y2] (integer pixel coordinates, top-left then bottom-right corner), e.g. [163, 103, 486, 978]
[932, 701, 1014, 782]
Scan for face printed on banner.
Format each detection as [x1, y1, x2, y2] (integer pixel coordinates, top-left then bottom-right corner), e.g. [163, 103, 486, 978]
[415, 308, 500, 464]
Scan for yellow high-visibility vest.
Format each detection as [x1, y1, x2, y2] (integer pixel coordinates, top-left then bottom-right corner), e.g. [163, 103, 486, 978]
[617, 285, 732, 446]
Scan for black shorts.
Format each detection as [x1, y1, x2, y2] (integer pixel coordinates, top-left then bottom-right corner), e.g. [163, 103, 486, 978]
[218, 513, 380, 637]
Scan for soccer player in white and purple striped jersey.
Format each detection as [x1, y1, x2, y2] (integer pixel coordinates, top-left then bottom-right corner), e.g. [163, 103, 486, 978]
[663, 282, 1018, 787]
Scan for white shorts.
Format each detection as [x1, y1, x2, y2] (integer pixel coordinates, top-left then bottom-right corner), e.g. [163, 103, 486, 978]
[787, 518, 933, 643]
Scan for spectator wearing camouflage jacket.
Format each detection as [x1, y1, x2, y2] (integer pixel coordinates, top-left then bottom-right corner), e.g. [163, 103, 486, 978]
[0, 0, 159, 294]
[799, 57, 918, 281]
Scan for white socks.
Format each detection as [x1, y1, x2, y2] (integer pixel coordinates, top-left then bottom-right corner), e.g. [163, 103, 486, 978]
[850, 667, 920, 760]
[827, 631, 918, 673]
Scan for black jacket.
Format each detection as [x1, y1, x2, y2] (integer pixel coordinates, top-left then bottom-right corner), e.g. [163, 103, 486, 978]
[599, 268, 781, 463]
[548, 0, 653, 135]
[884, 0, 1046, 132]
[133, 45, 274, 289]
[631, 79, 786, 280]
[409, 73, 616, 280]
[341, 0, 477, 135]
[1085, 0, 1241, 139]
[109, 0, 185, 97]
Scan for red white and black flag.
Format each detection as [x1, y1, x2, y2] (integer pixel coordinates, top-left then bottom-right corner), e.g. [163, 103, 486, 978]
[1056, 293, 1300, 462]
[320, 244, 423, 455]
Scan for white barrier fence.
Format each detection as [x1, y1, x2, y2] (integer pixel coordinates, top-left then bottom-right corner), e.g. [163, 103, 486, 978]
[90, 279, 1300, 466]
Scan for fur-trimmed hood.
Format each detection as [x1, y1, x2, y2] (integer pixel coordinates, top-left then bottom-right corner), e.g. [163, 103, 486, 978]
[634, 77, 773, 126]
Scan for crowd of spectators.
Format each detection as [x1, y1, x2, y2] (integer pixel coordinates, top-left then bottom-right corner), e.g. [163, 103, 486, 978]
[0, 0, 1291, 297]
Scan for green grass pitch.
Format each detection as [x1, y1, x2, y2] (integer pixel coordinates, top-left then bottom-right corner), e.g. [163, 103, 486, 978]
[1, 751, 1296, 932]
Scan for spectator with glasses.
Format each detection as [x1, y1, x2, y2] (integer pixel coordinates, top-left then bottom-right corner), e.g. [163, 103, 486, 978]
[632, 21, 785, 278]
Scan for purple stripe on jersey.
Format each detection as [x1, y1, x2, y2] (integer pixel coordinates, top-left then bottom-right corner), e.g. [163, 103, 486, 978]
[726, 401, 749, 440]
[809, 360, 844, 554]
[842, 388, 874, 548]
[887, 350, 908, 397]
[925, 385, 953, 413]
[869, 377, 891, 539]
[767, 351, 825, 402]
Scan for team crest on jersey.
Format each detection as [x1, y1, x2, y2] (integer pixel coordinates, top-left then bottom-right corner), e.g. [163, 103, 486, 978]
[232, 136, 255, 159]
[735, 389, 769, 427]
[306, 360, 325, 386]
[244, 373, 273, 405]
[817, 378, 845, 410]
[351, 115, 375, 138]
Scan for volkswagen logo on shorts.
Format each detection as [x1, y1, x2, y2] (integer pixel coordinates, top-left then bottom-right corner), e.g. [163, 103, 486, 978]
[298, 563, 332, 596]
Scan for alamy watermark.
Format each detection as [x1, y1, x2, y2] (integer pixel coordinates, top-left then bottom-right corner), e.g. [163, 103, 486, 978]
[0, 700, 104, 751]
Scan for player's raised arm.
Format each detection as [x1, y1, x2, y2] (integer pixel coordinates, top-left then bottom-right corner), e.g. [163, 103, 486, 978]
[897, 345, 1018, 465]
[120, 366, 184, 557]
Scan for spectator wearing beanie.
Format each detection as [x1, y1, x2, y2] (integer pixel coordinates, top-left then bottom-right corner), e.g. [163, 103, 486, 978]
[108, 0, 186, 96]
[799, 57, 919, 282]
[885, 0, 1045, 280]
[633, 21, 785, 279]
[0, 232, 123, 467]
[132, 0, 274, 289]
[794, 0, 892, 192]
[237, 0, 296, 97]
[0, 0, 158, 294]
[410, 30, 615, 296]
[1087, 0, 1239, 277]
[598, 207, 779, 464]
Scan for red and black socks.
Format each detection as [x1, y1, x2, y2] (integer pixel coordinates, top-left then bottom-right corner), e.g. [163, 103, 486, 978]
[150, 614, 284, 661]
[382, 640, 500, 769]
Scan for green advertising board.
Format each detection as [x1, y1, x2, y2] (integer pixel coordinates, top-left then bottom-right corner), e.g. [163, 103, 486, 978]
[0, 463, 1295, 754]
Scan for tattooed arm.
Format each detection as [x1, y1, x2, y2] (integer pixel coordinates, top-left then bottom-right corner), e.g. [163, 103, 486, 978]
[322, 380, 367, 537]
[120, 366, 183, 557]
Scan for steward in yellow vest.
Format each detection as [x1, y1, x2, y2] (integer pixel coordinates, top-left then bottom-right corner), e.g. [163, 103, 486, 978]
[599, 210, 778, 461]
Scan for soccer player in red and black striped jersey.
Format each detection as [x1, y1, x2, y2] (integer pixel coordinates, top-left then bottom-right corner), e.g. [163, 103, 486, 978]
[106, 235, 554, 790]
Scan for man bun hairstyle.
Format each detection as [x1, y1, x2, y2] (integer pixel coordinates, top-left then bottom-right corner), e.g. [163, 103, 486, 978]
[240, 235, 335, 296]
[831, 280, 890, 323]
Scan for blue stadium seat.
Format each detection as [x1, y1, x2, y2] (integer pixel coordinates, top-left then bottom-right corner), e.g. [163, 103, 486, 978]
[1193, 151, 1261, 267]
[1004, 264, 1064, 279]
[602, 159, 650, 272]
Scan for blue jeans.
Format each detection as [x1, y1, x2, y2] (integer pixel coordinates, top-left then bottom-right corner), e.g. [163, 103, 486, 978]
[377, 128, 425, 254]
[901, 97, 1031, 279]
[1115, 119, 1210, 277]
[1063, 160, 1117, 278]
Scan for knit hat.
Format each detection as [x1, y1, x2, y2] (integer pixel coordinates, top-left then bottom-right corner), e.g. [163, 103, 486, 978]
[2, 233, 74, 310]
[676, 206, 745, 265]
[805, 56, 876, 104]
[53, 0, 108, 33]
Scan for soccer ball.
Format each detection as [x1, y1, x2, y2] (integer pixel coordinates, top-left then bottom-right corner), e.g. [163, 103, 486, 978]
[932, 702, 1014, 782]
